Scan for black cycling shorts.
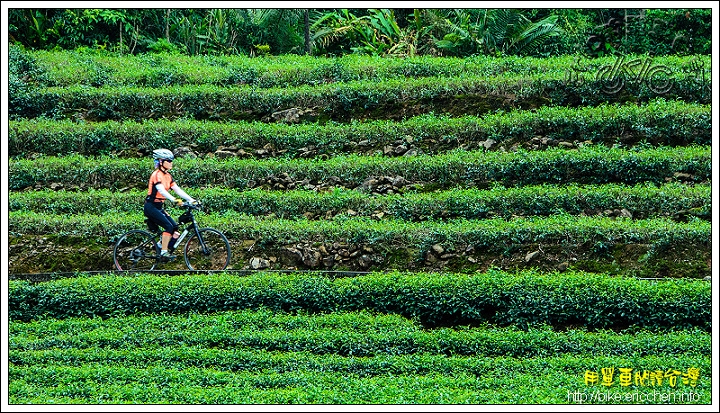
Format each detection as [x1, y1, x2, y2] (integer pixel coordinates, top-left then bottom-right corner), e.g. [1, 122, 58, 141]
[143, 201, 178, 234]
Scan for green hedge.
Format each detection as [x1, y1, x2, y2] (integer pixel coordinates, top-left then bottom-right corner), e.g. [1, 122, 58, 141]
[8, 210, 711, 255]
[9, 354, 711, 404]
[9, 271, 710, 331]
[12, 51, 710, 123]
[10, 309, 710, 358]
[23, 51, 710, 89]
[9, 183, 711, 221]
[11, 76, 711, 122]
[8, 100, 711, 157]
[8, 145, 711, 191]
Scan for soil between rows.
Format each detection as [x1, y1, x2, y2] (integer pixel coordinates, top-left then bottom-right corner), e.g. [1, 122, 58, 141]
[8, 233, 711, 279]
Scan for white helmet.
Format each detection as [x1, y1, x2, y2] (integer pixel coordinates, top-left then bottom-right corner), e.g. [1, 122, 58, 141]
[152, 148, 174, 161]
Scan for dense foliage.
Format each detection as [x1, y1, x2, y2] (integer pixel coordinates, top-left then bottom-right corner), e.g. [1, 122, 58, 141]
[8, 8, 712, 57]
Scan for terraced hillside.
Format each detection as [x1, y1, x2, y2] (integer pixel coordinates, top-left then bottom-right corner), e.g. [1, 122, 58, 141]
[7, 51, 712, 277]
[7, 48, 712, 404]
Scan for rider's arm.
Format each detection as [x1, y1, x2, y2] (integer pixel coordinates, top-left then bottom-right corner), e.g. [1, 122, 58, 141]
[154, 183, 177, 203]
[170, 183, 195, 203]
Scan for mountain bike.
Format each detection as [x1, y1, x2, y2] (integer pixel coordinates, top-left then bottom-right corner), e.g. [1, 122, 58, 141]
[113, 201, 231, 271]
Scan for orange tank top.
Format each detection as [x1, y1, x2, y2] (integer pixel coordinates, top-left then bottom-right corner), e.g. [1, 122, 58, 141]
[147, 169, 175, 202]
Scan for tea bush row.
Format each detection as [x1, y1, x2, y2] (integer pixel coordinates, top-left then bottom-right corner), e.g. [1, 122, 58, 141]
[8, 210, 711, 256]
[10, 71, 711, 121]
[8, 100, 710, 158]
[8, 145, 711, 191]
[10, 183, 711, 221]
[9, 352, 711, 404]
[21, 49, 710, 89]
[9, 271, 710, 331]
[10, 309, 710, 358]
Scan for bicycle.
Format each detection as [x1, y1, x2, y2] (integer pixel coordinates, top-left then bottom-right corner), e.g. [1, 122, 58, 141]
[113, 201, 231, 271]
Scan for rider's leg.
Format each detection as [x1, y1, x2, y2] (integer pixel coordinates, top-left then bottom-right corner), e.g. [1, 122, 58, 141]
[168, 230, 180, 251]
[144, 202, 178, 255]
[162, 212, 180, 253]
[161, 232, 172, 250]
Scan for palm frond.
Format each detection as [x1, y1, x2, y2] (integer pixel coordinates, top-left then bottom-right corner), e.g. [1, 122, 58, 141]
[507, 15, 562, 55]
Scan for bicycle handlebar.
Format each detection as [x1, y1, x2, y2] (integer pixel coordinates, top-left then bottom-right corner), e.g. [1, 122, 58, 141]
[178, 201, 202, 210]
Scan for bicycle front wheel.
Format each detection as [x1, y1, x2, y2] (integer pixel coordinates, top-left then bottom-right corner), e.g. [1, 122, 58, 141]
[113, 229, 159, 271]
[184, 228, 231, 271]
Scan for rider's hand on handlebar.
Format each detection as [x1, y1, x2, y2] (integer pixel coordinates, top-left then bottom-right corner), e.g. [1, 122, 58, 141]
[174, 198, 184, 207]
[191, 199, 201, 206]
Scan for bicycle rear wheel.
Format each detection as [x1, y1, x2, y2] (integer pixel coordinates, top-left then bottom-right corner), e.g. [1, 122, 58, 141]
[113, 229, 159, 271]
[184, 228, 231, 271]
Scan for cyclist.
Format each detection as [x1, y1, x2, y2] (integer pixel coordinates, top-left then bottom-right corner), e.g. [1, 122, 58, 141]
[145, 148, 197, 261]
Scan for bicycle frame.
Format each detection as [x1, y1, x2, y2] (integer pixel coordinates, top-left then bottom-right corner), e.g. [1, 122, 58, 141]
[114, 202, 231, 271]
[173, 205, 200, 250]
[172, 205, 213, 256]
